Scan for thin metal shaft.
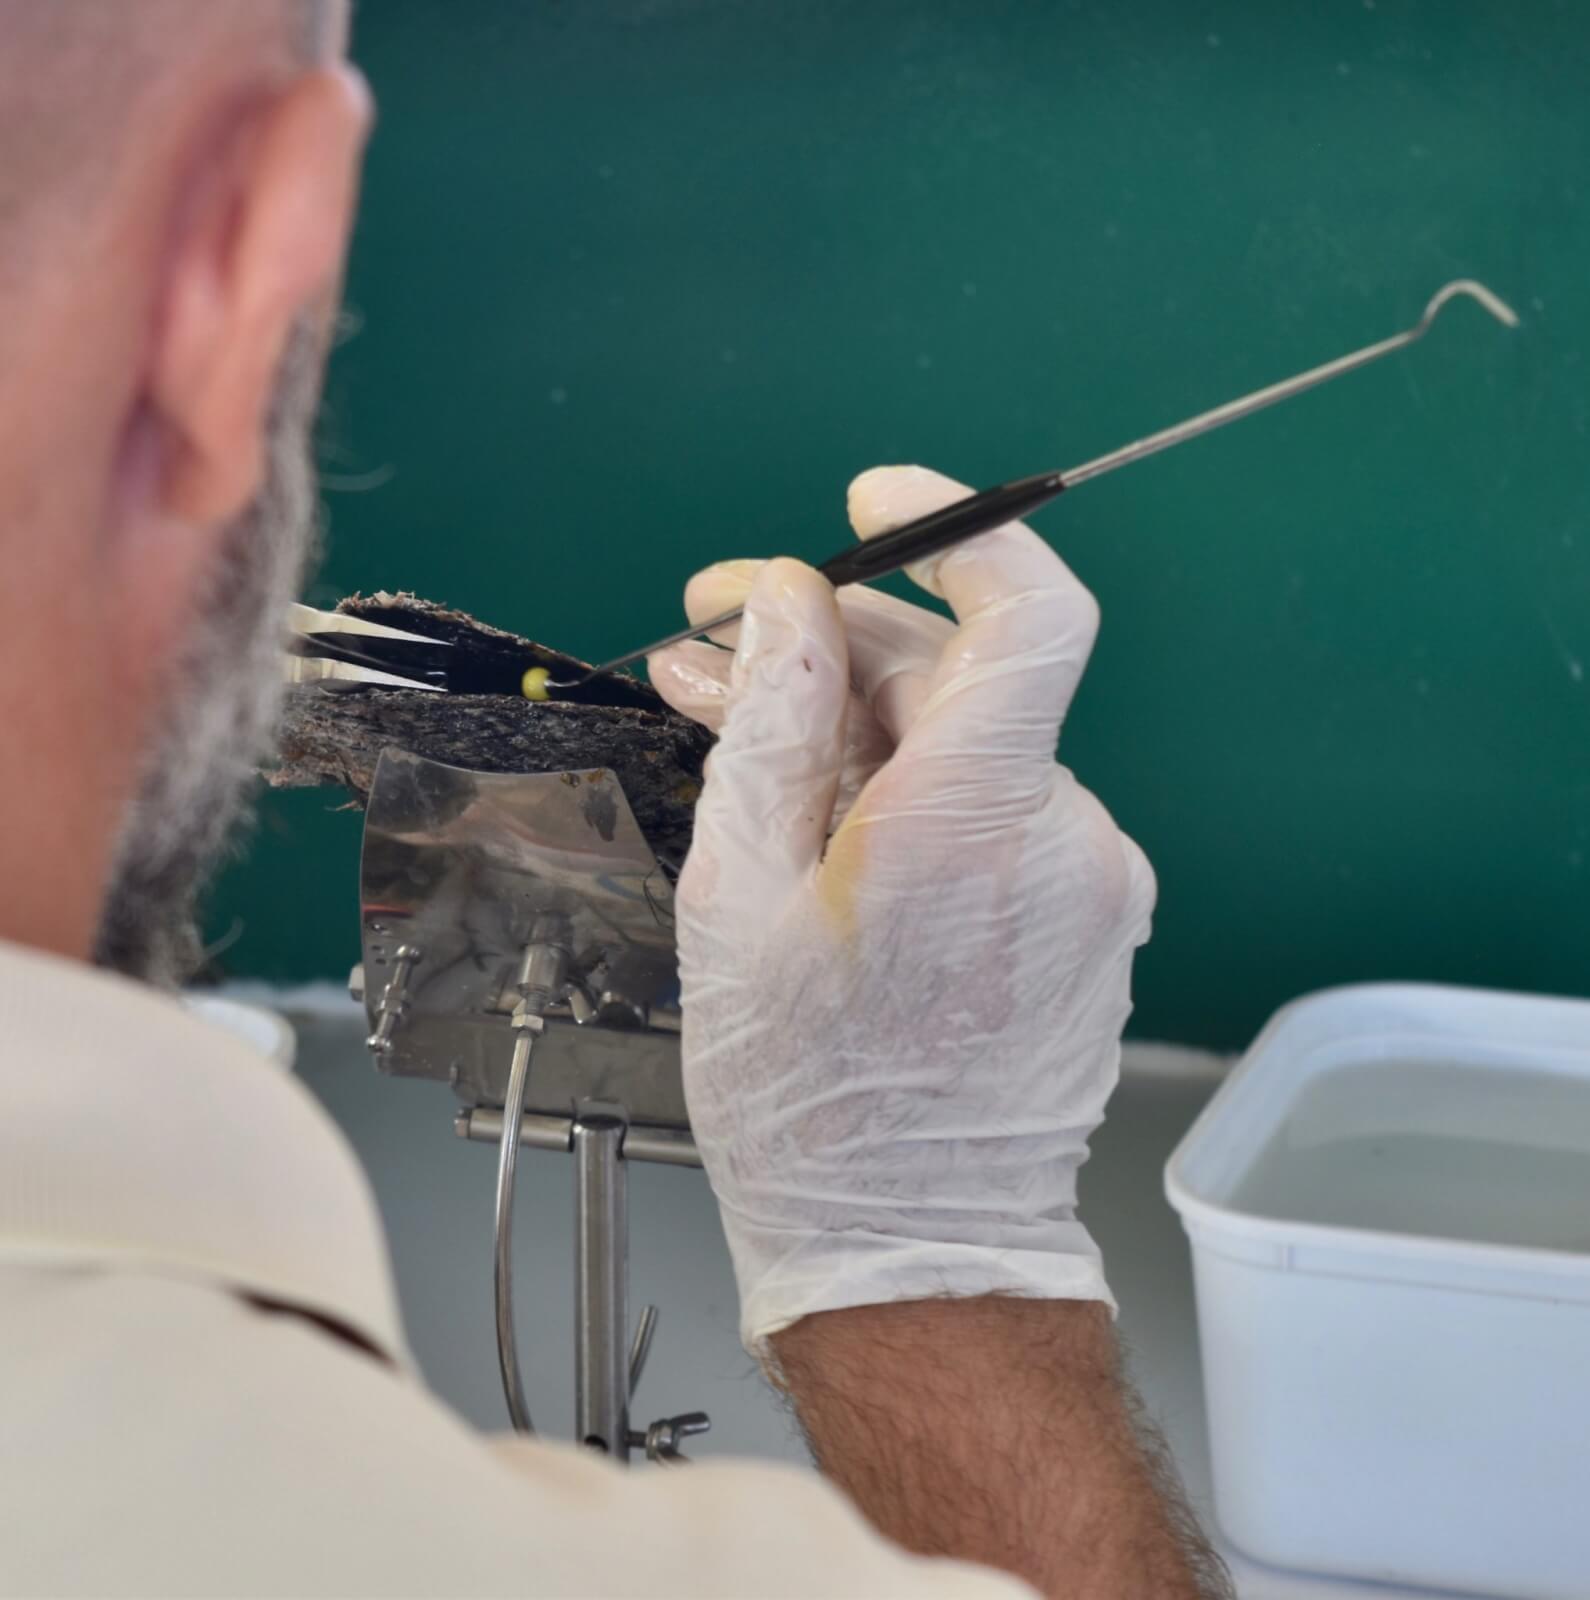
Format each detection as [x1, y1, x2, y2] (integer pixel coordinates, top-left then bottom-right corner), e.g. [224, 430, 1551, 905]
[563, 279, 1516, 686]
[586, 604, 745, 674]
[493, 1022, 539, 1433]
[1060, 278, 1517, 487]
[491, 918, 573, 1435]
[628, 1302, 660, 1396]
[573, 1114, 630, 1459]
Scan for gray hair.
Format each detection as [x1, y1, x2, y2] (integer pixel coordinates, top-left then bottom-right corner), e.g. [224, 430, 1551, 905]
[95, 320, 327, 983]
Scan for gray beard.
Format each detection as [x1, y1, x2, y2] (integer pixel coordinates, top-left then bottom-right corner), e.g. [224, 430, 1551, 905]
[95, 323, 323, 985]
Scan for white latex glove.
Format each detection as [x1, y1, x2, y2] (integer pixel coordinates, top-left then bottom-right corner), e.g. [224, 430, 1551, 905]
[649, 464, 1156, 1355]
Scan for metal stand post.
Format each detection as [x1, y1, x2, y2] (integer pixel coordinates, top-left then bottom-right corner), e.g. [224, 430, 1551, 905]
[573, 1113, 629, 1458]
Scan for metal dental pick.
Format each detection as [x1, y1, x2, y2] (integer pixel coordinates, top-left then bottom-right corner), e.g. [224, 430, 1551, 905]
[537, 278, 1519, 696]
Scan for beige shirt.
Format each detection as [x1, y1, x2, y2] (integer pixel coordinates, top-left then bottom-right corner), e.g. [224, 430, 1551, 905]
[0, 940, 1025, 1598]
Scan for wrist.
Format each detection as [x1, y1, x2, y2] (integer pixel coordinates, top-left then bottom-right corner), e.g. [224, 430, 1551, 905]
[728, 1223, 1114, 1357]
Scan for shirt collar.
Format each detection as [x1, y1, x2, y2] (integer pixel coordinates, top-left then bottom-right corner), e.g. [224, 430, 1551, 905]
[0, 938, 409, 1367]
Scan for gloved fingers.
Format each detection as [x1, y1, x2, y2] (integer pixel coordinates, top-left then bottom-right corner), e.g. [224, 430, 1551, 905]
[679, 558, 953, 745]
[649, 639, 896, 830]
[848, 464, 1100, 773]
[683, 559, 763, 647]
[678, 558, 850, 911]
[846, 463, 971, 598]
[1118, 830, 1160, 939]
[646, 640, 735, 729]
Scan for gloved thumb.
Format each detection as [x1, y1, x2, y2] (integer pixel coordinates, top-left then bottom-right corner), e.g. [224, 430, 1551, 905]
[681, 557, 850, 913]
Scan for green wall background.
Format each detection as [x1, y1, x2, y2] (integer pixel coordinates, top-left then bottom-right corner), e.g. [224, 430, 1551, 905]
[208, 0, 1590, 1050]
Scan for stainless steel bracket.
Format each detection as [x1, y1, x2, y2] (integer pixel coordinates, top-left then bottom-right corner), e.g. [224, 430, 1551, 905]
[355, 750, 707, 1462]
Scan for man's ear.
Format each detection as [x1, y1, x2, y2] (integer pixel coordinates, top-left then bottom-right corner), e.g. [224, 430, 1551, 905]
[151, 65, 372, 524]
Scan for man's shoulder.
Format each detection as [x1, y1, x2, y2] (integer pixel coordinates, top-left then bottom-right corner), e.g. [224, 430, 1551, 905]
[2, 1265, 511, 1593]
[0, 1265, 1024, 1598]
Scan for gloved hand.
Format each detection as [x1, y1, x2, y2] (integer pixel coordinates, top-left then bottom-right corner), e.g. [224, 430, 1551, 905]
[648, 465, 1156, 1356]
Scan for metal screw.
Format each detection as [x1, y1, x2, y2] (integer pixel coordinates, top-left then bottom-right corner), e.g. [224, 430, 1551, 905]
[366, 944, 422, 1055]
[627, 1411, 710, 1464]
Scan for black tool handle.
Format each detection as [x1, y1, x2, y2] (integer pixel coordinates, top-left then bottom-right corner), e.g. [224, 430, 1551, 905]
[547, 469, 1070, 691]
[815, 471, 1067, 590]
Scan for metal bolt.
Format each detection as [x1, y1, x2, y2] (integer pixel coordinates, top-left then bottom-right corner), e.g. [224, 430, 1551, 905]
[627, 1411, 710, 1464]
[366, 944, 422, 1055]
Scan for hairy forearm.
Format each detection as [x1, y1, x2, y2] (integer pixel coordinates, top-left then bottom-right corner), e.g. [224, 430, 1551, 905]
[771, 1297, 1232, 1600]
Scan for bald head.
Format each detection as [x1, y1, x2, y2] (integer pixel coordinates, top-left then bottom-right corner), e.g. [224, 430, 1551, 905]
[0, 2, 338, 291]
[0, 0, 335, 100]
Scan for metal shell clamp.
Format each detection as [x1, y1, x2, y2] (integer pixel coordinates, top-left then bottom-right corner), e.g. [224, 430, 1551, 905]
[353, 748, 708, 1463]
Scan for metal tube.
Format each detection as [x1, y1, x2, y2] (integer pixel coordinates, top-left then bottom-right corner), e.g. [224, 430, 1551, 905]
[493, 1022, 540, 1433]
[460, 1107, 700, 1169]
[517, 914, 572, 1011]
[610, 1124, 700, 1169]
[628, 1303, 659, 1397]
[573, 1115, 629, 1458]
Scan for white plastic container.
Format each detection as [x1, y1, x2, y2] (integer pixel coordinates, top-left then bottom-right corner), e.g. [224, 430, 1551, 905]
[1165, 983, 1590, 1599]
[182, 994, 298, 1071]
